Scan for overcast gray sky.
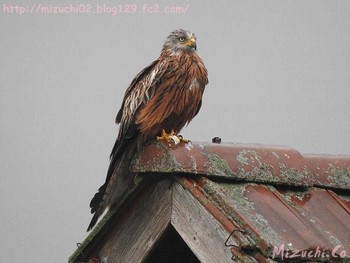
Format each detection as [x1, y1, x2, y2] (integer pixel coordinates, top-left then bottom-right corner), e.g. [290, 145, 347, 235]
[1, 0, 350, 262]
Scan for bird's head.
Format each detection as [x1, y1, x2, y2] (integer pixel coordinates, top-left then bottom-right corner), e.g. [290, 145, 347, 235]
[163, 29, 197, 53]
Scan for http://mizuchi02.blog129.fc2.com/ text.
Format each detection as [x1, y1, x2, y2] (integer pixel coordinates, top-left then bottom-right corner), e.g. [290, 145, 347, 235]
[2, 3, 190, 16]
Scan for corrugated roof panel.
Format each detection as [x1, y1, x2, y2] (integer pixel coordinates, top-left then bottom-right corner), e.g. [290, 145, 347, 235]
[337, 193, 350, 211]
[215, 183, 330, 250]
[180, 176, 350, 261]
[285, 188, 350, 248]
[193, 179, 350, 261]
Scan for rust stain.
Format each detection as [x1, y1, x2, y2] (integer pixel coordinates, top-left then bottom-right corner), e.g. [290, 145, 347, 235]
[73, 141, 350, 262]
[180, 175, 350, 259]
[132, 141, 318, 186]
[305, 155, 350, 190]
[176, 177, 237, 234]
[327, 190, 350, 215]
[133, 142, 350, 190]
[189, 177, 272, 253]
[131, 141, 350, 260]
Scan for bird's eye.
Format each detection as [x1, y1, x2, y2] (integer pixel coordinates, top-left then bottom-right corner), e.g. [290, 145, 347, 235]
[179, 37, 186, 42]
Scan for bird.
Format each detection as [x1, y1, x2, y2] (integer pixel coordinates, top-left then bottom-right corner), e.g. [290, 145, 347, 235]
[87, 29, 208, 231]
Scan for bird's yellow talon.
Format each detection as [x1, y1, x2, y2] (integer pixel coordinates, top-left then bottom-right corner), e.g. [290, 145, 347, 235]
[157, 129, 173, 141]
[157, 129, 190, 145]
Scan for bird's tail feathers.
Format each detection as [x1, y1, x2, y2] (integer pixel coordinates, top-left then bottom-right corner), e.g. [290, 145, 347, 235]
[87, 137, 138, 231]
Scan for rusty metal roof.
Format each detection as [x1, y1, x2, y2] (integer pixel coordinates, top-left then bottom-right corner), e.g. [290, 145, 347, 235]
[131, 141, 350, 262]
[71, 141, 350, 262]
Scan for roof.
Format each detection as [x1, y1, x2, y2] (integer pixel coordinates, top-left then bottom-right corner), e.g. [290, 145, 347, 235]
[70, 141, 350, 263]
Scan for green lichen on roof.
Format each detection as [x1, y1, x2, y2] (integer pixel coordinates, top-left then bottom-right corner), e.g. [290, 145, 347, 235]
[237, 164, 276, 183]
[202, 180, 283, 256]
[71, 142, 350, 262]
[131, 141, 184, 173]
[203, 152, 234, 176]
[236, 150, 276, 182]
[235, 149, 309, 185]
[199, 180, 256, 248]
[279, 164, 310, 185]
[218, 183, 283, 250]
[189, 155, 198, 172]
[237, 149, 266, 166]
[327, 167, 350, 189]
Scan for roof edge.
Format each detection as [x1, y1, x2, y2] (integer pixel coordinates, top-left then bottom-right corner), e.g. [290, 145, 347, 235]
[132, 141, 350, 190]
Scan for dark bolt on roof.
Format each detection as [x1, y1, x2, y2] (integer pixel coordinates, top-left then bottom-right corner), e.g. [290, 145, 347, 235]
[70, 141, 350, 263]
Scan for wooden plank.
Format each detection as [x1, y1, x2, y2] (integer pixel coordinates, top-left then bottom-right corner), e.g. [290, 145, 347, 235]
[96, 176, 173, 263]
[171, 182, 235, 263]
[70, 175, 147, 263]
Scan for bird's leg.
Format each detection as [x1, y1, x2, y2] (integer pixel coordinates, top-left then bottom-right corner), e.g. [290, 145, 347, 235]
[157, 129, 178, 144]
[157, 129, 171, 141]
[157, 129, 190, 145]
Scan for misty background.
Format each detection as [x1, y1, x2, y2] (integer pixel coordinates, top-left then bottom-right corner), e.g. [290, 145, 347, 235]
[1, 0, 349, 262]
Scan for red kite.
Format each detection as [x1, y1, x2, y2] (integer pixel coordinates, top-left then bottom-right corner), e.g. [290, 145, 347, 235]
[88, 29, 208, 231]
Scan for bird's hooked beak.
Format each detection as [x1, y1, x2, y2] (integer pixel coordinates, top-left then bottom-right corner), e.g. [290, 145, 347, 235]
[186, 37, 197, 50]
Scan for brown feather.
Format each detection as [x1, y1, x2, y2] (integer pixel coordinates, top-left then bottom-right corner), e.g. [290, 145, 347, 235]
[136, 51, 207, 141]
[88, 29, 208, 231]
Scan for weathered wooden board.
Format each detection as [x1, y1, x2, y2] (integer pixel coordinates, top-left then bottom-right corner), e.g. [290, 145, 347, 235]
[96, 177, 173, 263]
[171, 182, 235, 263]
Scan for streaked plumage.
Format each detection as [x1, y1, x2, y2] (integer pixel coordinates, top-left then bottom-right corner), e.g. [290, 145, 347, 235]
[87, 29, 208, 231]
